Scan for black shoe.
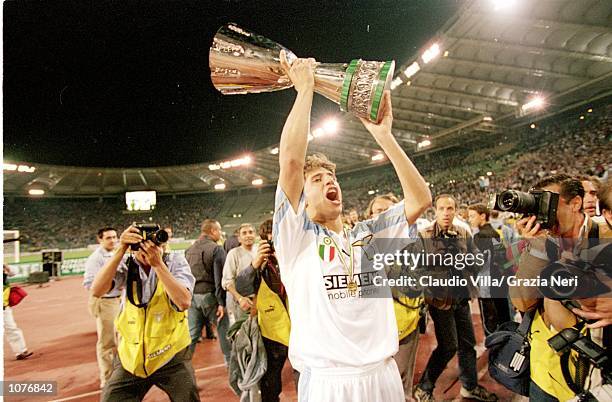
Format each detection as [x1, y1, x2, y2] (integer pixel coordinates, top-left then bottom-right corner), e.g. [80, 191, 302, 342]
[16, 350, 33, 360]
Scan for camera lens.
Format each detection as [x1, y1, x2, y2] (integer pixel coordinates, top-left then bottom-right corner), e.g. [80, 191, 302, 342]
[498, 190, 537, 213]
[155, 229, 169, 244]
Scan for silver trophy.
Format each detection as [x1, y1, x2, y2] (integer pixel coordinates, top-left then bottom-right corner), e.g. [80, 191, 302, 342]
[209, 23, 395, 123]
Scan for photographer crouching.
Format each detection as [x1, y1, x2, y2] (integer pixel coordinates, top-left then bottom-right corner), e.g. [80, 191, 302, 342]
[91, 223, 199, 402]
[502, 174, 611, 401]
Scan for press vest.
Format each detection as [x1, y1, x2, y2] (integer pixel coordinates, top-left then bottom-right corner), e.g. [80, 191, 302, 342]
[115, 278, 191, 378]
[256, 279, 291, 346]
[394, 296, 422, 341]
[530, 309, 585, 401]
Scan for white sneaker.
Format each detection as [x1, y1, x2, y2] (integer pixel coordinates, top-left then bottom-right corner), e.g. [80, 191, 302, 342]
[460, 385, 498, 401]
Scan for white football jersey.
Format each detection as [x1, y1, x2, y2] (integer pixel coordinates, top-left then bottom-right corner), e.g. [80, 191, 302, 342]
[273, 185, 417, 371]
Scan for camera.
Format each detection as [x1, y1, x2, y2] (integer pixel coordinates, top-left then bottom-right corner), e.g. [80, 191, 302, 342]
[130, 223, 169, 251]
[258, 219, 278, 271]
[538, 242, 612, 299]
[548, 327, 611, 385]
[488, 189, 559, 229]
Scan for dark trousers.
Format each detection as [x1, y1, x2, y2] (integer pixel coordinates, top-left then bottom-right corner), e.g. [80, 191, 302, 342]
[260, 337, 288, 402]
[188, 293, 231, 364]
[479, 297, 513, 336]
[418, 300, 478, 392]
[102, 347, 200, 402]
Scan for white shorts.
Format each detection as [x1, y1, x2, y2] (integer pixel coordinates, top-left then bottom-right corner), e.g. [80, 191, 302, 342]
[298, 358, 404, 402]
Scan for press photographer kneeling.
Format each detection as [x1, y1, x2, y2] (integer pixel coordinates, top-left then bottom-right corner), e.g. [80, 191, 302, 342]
[499, 174, 611, 401]
[91, 223, 198, 402]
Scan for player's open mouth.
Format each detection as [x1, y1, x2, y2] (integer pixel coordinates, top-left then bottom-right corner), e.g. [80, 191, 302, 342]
[325, 187, 341, 204]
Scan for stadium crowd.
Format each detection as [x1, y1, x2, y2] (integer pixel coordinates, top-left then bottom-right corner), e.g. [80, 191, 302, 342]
[4, 106, 610, 252]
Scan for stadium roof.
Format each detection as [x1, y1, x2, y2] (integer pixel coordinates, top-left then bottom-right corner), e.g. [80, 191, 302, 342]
[4, 0, 611, 197]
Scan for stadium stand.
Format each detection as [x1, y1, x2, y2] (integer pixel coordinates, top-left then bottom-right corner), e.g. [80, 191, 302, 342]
[4, 105, 609, 251]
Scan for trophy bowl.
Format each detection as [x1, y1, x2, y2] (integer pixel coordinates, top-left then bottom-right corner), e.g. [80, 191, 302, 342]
[209, 23, 395, 123]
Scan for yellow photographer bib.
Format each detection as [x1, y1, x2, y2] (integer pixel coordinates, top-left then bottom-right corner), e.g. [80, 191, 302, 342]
[530, 309, 584, 401]
[394, 296, 422, 341]
[115, 279, 191, 378]
[256, 279, 291, 346]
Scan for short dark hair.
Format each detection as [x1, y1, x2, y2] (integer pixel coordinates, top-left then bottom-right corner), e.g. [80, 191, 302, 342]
[468, 203, 490, 221]
[259, 219, 273, 240]
[97, 227, 116, 239]
[533, 174, 584, 204]
[599, 179, 612, 212]
[201, 219, 219, 234]
[434, 194, 457, 208]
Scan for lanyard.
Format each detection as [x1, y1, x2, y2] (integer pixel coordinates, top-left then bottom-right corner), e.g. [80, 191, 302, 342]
[328, 228, 358, 295]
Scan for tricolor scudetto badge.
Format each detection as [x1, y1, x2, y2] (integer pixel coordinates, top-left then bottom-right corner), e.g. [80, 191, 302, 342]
[318, 237, 336, 262]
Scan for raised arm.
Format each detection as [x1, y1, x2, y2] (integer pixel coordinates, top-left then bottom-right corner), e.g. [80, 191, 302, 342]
[277, 50, 316, 213]
[359, 91, 432, 224]
[91, 226, 141, 297]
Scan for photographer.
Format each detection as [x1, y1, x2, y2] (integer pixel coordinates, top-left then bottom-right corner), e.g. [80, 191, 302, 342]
[512, 174, 611, 401]
[91, 224, 198, 402]
[234, 219, 293, 402]
[573, 178, 612, 329]
[414, 195, 496, 402]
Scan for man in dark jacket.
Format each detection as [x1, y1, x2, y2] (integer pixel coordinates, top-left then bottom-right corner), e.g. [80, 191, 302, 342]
[185, 219, 231, 364]
[468, 203, 512, 335]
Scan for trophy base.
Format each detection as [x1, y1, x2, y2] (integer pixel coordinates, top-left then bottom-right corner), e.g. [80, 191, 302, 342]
[340, 59, 395, 123]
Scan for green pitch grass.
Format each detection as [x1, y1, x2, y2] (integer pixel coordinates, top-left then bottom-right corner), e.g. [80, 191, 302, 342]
[4, 241, 194, 264]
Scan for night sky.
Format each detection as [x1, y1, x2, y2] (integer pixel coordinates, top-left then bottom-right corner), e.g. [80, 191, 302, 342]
[3, 0, 460, 168]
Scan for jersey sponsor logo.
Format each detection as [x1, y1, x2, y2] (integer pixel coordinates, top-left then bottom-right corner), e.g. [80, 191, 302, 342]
[146, 343, 171, 360]
[318, 237, 336, 262]
[323, 271, 378, 290]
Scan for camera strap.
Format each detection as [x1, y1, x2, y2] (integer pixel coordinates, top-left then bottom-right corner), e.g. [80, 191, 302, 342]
[587, 221, 600, 249]
[125, 255, 160, 309]
[560, 322, 591, 396]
